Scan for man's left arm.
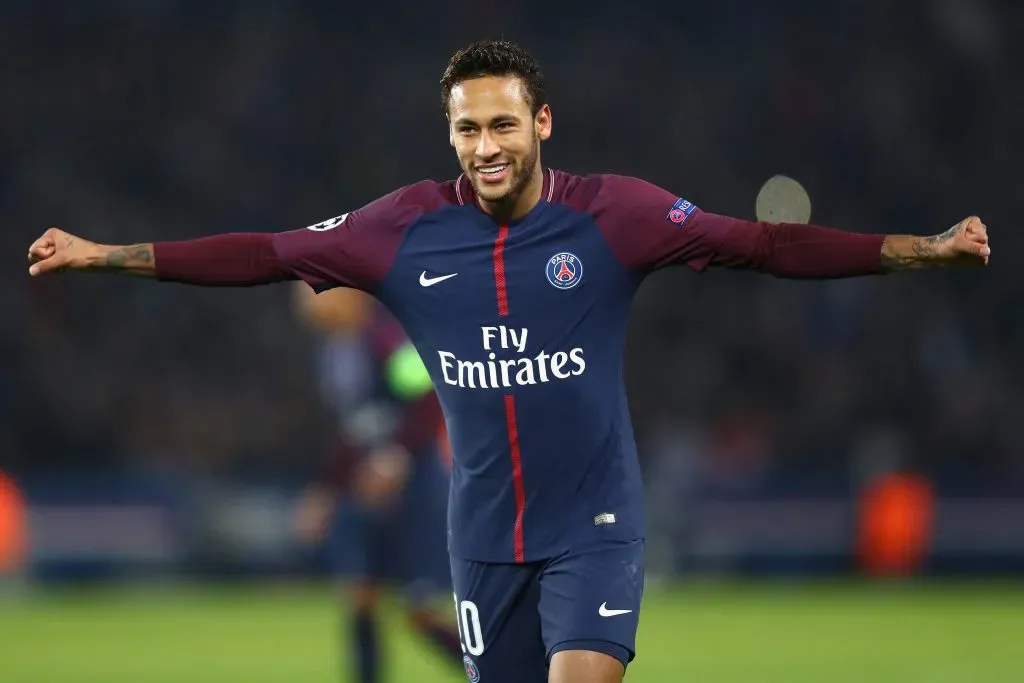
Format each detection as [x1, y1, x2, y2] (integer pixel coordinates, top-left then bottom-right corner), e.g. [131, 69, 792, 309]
[695, 212, 990, 277]
[590, 175, 990, 277]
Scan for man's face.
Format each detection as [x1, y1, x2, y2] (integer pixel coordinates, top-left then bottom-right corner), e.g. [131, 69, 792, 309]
[447, 75, 551, 205]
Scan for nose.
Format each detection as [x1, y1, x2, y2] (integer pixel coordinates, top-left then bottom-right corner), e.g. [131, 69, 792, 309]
[475, 130, 500, 161]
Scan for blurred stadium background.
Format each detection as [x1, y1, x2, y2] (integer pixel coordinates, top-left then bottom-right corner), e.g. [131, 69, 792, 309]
[2, 1, 1022, 681]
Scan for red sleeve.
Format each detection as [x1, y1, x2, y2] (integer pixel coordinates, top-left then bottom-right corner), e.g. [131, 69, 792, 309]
[153, 181, 439, 291]
[586, 175, 885, 279]
[154, 233, 290, 286]
[272, 181, 437, 292]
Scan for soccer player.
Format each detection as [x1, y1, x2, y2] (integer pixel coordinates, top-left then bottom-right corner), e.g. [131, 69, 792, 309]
[27, 40, 989, 683]
[291, 284, 461, 682]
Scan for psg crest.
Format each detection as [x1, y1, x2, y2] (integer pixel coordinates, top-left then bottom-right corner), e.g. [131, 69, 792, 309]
[545, 252, 583, 290]
[464, 654, 481, 683]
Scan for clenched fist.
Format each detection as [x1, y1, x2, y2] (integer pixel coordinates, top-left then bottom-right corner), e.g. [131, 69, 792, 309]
[27, 227, 101, 276]
[880, 216, 991, 271]
[929, 216, 990, 266]
[27, 228, 154, 277]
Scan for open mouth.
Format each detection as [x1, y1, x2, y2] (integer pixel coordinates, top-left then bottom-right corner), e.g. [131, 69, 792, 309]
[476, 163, 510, 183]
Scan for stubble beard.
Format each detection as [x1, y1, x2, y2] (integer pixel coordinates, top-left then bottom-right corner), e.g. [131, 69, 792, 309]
[470, 138, 540, 207]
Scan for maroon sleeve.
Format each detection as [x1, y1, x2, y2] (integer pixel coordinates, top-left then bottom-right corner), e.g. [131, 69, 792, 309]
[272, 181, 436, 292]
[588, 175, 885, 279]
[153, 182, 438, 290]
[154, 233, 289, 285]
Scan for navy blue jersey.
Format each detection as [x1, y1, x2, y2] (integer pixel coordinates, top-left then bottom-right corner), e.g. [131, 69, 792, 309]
[272, 170, 803, 562]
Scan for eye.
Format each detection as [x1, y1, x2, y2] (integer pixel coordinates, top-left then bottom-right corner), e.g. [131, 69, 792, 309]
[495, 122, 514, 131]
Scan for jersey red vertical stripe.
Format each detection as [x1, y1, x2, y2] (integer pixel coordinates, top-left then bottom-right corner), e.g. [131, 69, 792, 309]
[493, 224, 510, 316]
[503, 393, 526, 563]
[492, 223, 524, 561]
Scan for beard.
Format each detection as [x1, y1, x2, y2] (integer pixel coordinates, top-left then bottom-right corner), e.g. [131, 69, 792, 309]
[469, 138, 540, 205]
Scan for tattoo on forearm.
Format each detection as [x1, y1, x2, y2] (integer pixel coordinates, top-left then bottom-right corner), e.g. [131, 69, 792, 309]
[93, 244, 155, 273]
[880, 238, 924, 270]
[880, 223, 960, 272]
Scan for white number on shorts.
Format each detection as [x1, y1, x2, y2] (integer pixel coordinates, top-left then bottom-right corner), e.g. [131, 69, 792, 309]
[453, 593, 485, 656]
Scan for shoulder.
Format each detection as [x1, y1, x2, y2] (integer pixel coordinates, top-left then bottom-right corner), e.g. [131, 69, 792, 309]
[358, 179, 458, 229]
[391, 179, 457, 208]
[272, 180, 463, 293]
[552, 171, 682, 217]
[547, 171, 707, 272]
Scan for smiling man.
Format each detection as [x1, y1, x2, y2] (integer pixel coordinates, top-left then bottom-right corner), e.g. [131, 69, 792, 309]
[27, 40, 989, 683]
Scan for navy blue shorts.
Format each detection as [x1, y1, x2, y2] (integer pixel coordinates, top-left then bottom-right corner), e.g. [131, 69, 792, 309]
[450, 539, 645, 683]
[327, 453, 450, 601]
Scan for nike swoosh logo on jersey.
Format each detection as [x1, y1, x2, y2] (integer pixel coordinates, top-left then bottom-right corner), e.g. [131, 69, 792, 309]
[598, 602, 632, 617]
[419, 271, 458, 287]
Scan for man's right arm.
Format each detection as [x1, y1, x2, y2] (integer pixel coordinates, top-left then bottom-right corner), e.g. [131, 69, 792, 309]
[154, 234, 292, 285]
[29, 230, 292, 284]
[28, 182, 434, 289]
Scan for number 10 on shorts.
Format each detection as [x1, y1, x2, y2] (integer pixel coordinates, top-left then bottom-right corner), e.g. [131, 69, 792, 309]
[453, 593, 485, 656]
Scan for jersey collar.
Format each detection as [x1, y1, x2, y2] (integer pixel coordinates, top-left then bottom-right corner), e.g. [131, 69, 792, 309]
[455, 168, 556, 219]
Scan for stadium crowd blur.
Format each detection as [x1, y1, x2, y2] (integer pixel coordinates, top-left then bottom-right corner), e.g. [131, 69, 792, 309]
[2, 0, 1021, 502]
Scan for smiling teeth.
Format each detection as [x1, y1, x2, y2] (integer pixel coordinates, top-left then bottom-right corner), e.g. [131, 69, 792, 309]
[479, 165, 508, 175]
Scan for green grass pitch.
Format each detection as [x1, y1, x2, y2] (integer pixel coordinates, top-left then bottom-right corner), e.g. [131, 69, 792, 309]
[1, 581, 1021, 682]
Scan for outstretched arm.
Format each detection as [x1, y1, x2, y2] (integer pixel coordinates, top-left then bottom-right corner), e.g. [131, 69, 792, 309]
[586, 175, 991, 279]
[696, 214, 990, 278]
[28, 183, 433, 289]
[28, 228, 290, 285]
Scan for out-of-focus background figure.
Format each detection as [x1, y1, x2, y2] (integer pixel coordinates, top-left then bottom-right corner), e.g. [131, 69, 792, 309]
[291, 283, 461, 683]
[2, 2, 1023, 682]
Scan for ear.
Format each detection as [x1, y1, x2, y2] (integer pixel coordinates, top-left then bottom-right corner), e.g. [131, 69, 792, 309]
[447, 114, 455, 148]
[535, 104, 552, 142]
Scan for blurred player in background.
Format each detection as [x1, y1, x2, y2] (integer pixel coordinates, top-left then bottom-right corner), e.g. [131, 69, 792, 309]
[291, 284, 461, 683]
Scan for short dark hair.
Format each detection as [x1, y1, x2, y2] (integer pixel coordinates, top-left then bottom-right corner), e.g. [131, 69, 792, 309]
[440, 40, 547, 116]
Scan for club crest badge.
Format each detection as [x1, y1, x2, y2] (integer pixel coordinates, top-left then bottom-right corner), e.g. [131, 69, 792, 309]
[464, 654, 481, 683]
[545, 252, 582, 290]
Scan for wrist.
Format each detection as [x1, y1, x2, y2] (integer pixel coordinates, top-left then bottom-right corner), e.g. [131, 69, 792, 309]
[74, 242, 112, 270]
[82, 244, 115, 269]
[85, 243, 156, 275]
[880, 235, 941, 272]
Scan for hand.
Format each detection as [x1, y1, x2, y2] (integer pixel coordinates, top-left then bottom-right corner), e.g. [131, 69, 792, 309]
[927, 216, 990, 266]
[293, 487, 336, 544]
[27, 227, 102, 276]
[354, 444, 412, 509]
